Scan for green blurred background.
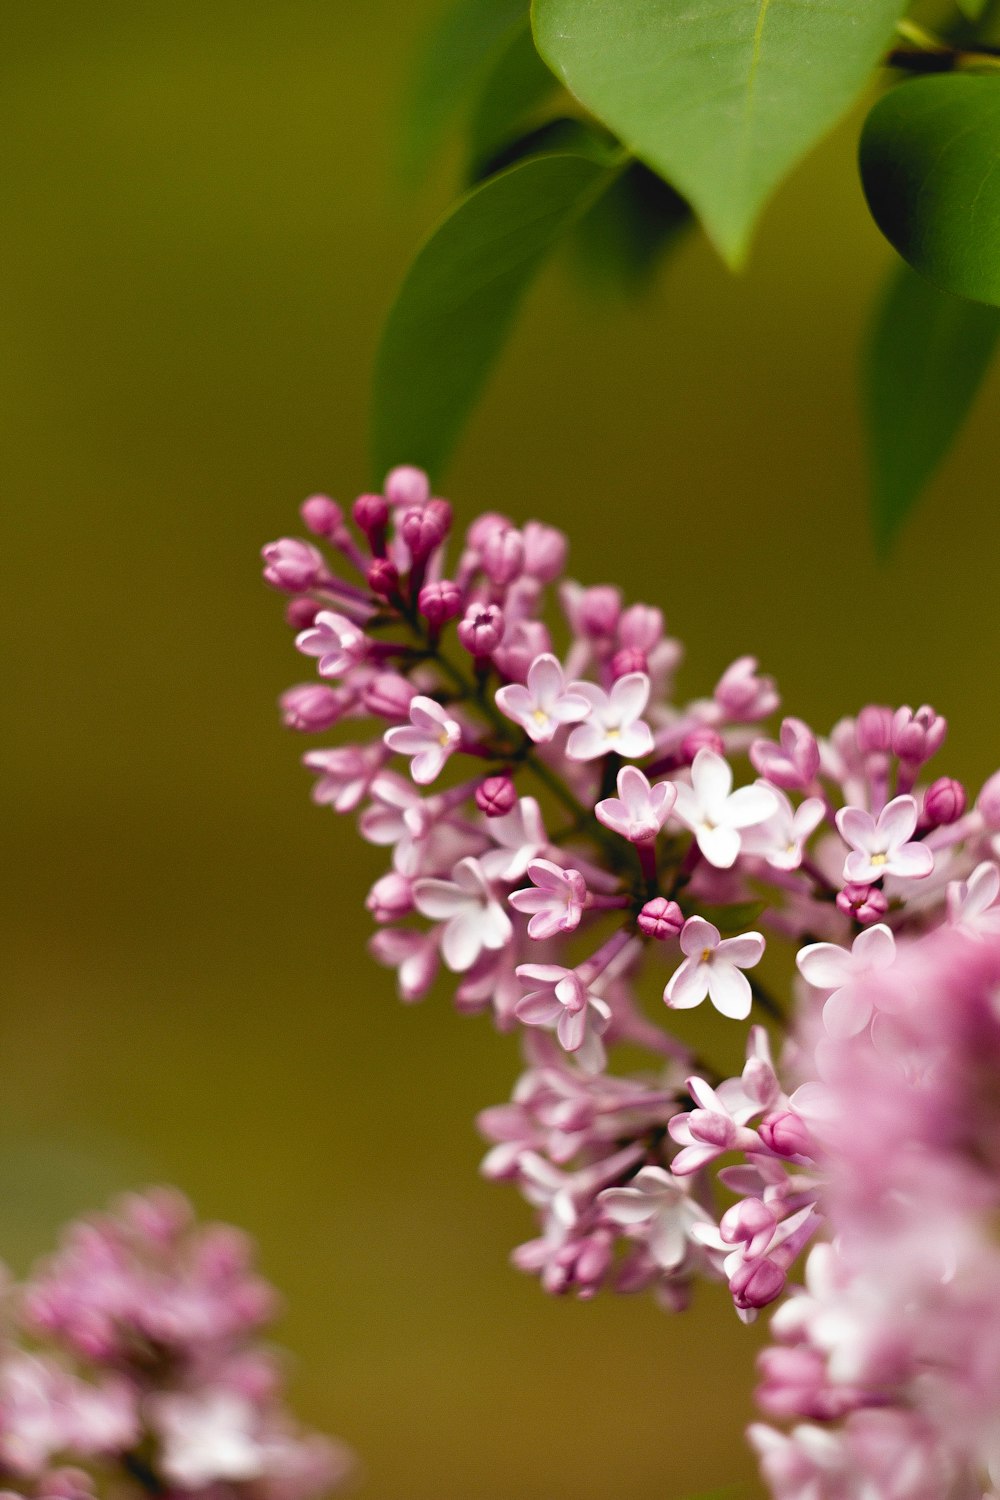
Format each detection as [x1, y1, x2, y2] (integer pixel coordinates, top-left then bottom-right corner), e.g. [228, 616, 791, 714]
[4, 3, 1000, 1496]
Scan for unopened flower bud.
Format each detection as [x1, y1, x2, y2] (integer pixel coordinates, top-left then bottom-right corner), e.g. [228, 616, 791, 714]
[921, 776, 966, 829]
[750, 717, 820, 790]
[521, 521, 567, 582]
[758, 1110, 812, 1159]
[611, 647, 647, 679]
[363, 673, 416, 720]
[715, 656, 779, 722]
[457, 603, 505, 658]
[580, 585, 622, 639]
[280, 683, 344, 732]
[618, 604, 664, 653]
[384, 465, 430, 509]
[299, 494, 343, 537]
[681, 726, 725, 761]
[730, 1256, 786, 1311]
[476, 775, 517, 817]
[720, 1198, 776, 1252]
[402, 499, 452, 560]
[366, 873, 414, 923]
[352, 493, 390, 548]
[467, 512, 512, 551]
[891, 704, 947, 764]
[637, 897, 684, 940]
[285, 598, 321, 630]
[856, 705, 894, 755]
[836, 882, 889, 925]
[978, 770, 1000, 830]
[367, 558, 400, 598]
[481, 526, 525, 587]
[418, 580, 462, 628]
[261, 538, 326, 593]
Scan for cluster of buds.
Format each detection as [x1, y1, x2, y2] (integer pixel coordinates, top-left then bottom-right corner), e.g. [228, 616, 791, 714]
[0, 1189, 351, 1499]
[264, 468, 1000, 1498]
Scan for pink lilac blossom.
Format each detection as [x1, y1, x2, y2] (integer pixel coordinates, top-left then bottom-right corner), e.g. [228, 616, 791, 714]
[266, 466, 1000, 1498]
[0, 1189, 352, 1499]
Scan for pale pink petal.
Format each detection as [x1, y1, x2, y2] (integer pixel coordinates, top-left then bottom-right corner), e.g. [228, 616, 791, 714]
[691, 749, 732, 810]
[706, 964, 752, 1020]
[549, 694, 590, 724]
[609, 672, 650, 723]
[413, 880, 466, 920]
[698, 824, 741, 869]
[665, 959, 709, 1010]
[441, 912, 482, 971]
[853, 922, 895, 972]
[877, 794, 919, 846]
[726, 784, 778, 829]
[888, 843, 934, 879]
[836, 806, 876, 850]
[965, 861, 1000, 919]
[616, 722, 655, 759]
[565, 722, 608, 761]
[515, 994, 563, 1026]
[494, 684, 532, 722]
[843, 849, 880, 884]
[822, 984, 873, 1039]
[671, 782, 698, 826]
[384, 726, 430, 756]
[715, 932, 765, 969]
[410, 747, 446, 784]
[527, 654, 563, 705]
[508, 888, 548, 915]
[574, 1028, 606, 1073]
[648, 1217, 687, 1269]
[797, 942, 856, 989]
[680, 916, 720, 958]
[480, 903, 513, 951]
[599, 1188, 658, 1226]
[557, 1008, 587, 1052]
[650, 781, 678, 820]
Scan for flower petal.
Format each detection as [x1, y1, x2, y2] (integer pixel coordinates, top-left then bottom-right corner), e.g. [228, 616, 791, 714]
[706, 963, 752, 1020]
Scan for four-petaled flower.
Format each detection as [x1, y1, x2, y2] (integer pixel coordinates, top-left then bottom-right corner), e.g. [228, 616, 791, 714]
[565, 674, 654, 762]
[495, 654, 590, 744]
[835, 796, 934, 884]
[796, 923, 897, 1038]
[672, 749, 777, 869]
[667, 1076, 761, 1175]
[595, 766, 677, 843]
[740, 788, 826, 872]
[480, 796, 549, 882]
[510, 860, 588, 940]
[599, 1166, 712, 1270]
[413, 857, 512, 972]
[514, 965, 611, 1071]
[384, 696, 462, 785]
[295, 611, 366, 677]
[947, 860, 1000, 936]
[665, 916, 765, 1021]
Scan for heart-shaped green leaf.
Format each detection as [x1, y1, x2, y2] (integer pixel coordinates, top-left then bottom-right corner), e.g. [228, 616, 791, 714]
[864, 260, 1000, 553]
[372, 144, 619, 481]
[861, 74, 1000, 306]
[532, 0, 906, 266]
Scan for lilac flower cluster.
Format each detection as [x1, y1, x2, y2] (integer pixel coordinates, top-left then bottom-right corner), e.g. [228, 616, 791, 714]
[0, 1189, 351, 1500]
[264, 468, 1000, 1497]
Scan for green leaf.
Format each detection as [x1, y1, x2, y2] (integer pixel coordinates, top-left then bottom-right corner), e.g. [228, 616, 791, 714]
[467, 20, 559, 179]
[860, 74, 1000, 306]
[864, 260, 1000, 552]
[400, 0, 528, 179]
[372, 146, 619, 481]
[572, 162, 691, 295]
[531, 0, 906, 266]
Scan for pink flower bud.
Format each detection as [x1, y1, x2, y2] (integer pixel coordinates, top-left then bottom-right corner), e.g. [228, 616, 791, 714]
[611, 647, 647, 679]
[637, 897, 684, 939]
[618, 604, 664, 652]
[384, 465, 430, 509]
[680, 726, 725, 761]
[835, 882, 889, 925]
[721, 1198, 777, 1254]
[299, 494, 343, 537]
[750, 717, 820, 790]
[730, 1255, 786, 1311]
[367, 558, 400, 598]
[457, 604, 505, 658]
[891, 704, 947, 764]
[366, 872, 414, 923]
[467, 512, 512, 551]
[401, 499, 451, 560]
[580, 585, 621, 639]
[521, 521, 567, 582]
[758, 1110, 812, 1159]
[481, 526, 525, 587]
[476, 775, 517, 817]
[352, 492, 390, 546]
[418, 579, 462, 627]
[285, 598, 322, 630]
[856, 705, 894, 755]
[261, 538, 326, 593]
[363, 673, 416, 720]
[492, 620, 551, 683]
[715, 655, 779, 722]
[280, 683, 344, 732]
[921, 776, 966, 829]
[978, 770, 1000, 830]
